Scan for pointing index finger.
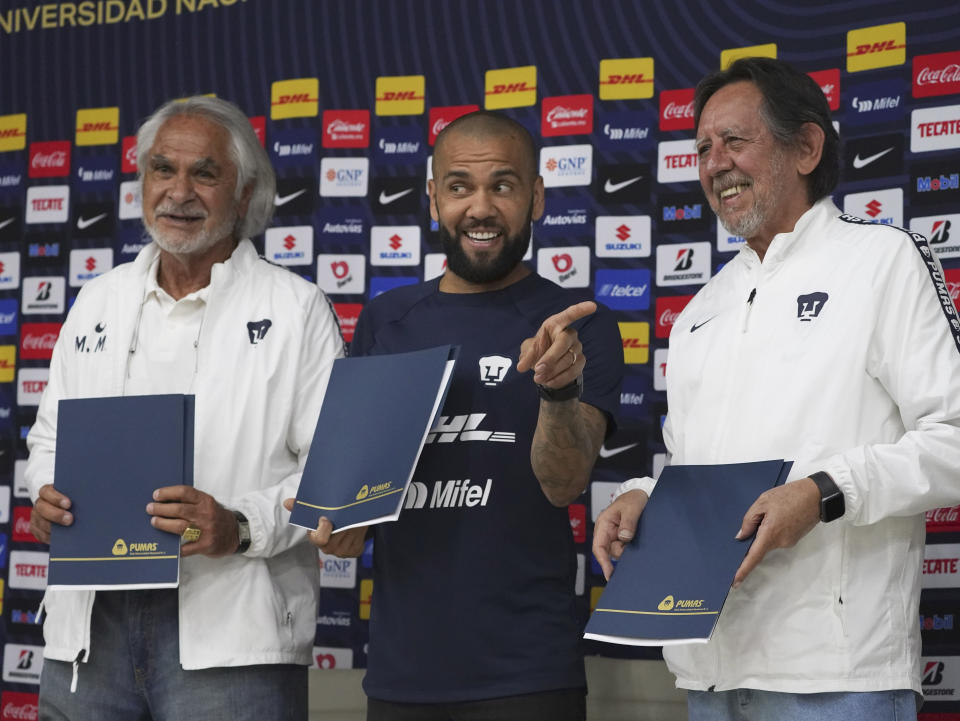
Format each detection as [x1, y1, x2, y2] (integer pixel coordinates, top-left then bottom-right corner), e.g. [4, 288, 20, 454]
[551, 301, 597, 330]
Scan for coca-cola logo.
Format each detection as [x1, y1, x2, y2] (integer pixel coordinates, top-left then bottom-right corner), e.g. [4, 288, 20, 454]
[23, 332, 57, 350]
[31, 151, 67, 169]
[659, 309, 681, 326]
[917, 64, 960, 86]
[663, 101, 694, 119]
[927, 505, 960, 532]
[1, 691, 39, 721]
[948, 281, 960, 303]
[20, 323, 60, 360]
[432, 118, 450, 136]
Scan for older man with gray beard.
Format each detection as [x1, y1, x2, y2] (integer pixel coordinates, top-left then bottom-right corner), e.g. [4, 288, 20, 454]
[27, 96, 343, 721]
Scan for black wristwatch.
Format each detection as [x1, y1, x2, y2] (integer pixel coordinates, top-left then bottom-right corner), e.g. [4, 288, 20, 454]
[809, 471, 845, 523]
[536, 374, 583, 402]
[233, 510, 251, 553]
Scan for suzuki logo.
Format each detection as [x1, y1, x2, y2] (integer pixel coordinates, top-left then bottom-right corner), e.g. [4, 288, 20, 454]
[389, 234, 403, 250]
[616, 224, 631, 241]
[85, 257, 96, 271]
[865, 200, 883, 218]
[283, 234, 296, 250]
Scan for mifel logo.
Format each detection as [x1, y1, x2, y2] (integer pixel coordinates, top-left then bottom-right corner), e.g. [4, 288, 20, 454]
[619, 322, 650, 364]
[658, 595, 675, 611]
[0, 345, 15, 382]
[485, 65, 537, 109]
[598, 58, 655, 100]
[720, 43, 777, 70]
[271, 78, 320, 119]
[356, 484, 370, 501]
[112, 539, 128, 556]
[0, 113, 27, 152]
[846, 22, 906, 73]
[76, 107, 119, 146]
[375, 75, 426, 116]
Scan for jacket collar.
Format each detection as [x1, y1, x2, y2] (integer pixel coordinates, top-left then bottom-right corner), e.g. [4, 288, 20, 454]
[736, 197, 839, 269]
[131, 238, 257, 291]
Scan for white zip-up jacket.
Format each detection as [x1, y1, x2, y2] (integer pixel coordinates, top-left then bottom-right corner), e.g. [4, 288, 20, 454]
[26, 239, 343, 669]
[628, 198, 960, 693]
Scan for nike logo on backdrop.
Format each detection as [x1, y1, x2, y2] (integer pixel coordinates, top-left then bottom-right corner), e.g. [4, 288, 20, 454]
[598, 442, 639, 458]
[852, 147, 894, 169]
[378, 188, 414, 205]
[274, 189, 306, 206]
[603, 176, 642, 193]
[0, 218, 13, 230]
[76, 213, 107, 230]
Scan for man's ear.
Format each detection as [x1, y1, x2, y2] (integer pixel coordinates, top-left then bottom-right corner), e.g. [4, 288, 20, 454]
[531, 176, 545, 222]
[427, 179, 439, 222]
[795, 122, 825, 177]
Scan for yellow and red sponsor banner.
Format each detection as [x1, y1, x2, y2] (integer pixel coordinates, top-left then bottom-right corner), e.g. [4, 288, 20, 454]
[721, 42, 777, 70]
[375, 75, 425, 116]
[484, 65, 537, 109]
[618, 322, 650, 364]
[271, 78, 319, 119]
[598, 58, 654, 100]
[75, 107, 119, 146]
[0, 113, 27, 152]
[847, 22, 906, 73]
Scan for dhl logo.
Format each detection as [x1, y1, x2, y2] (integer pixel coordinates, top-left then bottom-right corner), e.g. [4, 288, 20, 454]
[720, 43, 777, 70]
[271, 78, 319, 119]
[0, 346, 15, 382]
[0, 113, 27, 152]
[618, 322, 650, 364]
[599, 58, 654, 99]
[75, 107, 119, 146]
[485, 65, 537, 109]
[847, 22, 906, 72]
[359, 579, 374, 620]
[375, 75, 425, 116]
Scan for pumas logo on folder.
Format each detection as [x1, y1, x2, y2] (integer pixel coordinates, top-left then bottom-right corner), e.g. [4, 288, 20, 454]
[247, 319, 272, 345]
[355, 481, 393, 502]
[797, 292, 828, 321]
[658, 595, 675, 611]
[658, 594, 707, 612]
[112, 539, 128, 555]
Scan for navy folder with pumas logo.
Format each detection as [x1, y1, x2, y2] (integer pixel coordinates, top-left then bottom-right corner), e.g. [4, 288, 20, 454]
[47, 394, 194, 590]
[585, 459, 792, 646]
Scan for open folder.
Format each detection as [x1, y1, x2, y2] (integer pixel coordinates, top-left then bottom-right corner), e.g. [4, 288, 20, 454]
[47, 394, 195, 590]
[289, 345, 457, 534]
[584, 459, 792, 646]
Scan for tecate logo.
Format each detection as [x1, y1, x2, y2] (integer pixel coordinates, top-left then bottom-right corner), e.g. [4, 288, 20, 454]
[31, 152, 67, 170]
[663, 101, 693, 120]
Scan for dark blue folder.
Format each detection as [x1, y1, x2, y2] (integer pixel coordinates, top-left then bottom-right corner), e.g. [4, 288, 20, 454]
[48, 394, 194, 590]
[585, 459, 792, 646]
[289, 345, 457, 533]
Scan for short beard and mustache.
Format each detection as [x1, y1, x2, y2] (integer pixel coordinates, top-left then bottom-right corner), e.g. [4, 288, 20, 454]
[438, 203, 533, 285]
[712, 145, 786, 240]
[144, 202, 239, 255]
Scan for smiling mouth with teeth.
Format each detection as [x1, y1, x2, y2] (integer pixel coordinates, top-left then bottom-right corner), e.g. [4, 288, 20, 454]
[719, 184, 749, 200]
[464, 230, 501, 242]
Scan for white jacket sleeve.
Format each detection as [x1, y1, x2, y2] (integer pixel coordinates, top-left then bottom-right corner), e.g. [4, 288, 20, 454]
[232, 290, 344, 557]
[821, 237, 960, 525]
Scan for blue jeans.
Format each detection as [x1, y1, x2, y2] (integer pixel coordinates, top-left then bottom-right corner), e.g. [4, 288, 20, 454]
[688, 688, 918, 721]
[39, 588, 307, 721]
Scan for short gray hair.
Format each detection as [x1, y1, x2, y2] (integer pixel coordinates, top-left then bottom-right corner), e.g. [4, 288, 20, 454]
[136, 96, 276, 239]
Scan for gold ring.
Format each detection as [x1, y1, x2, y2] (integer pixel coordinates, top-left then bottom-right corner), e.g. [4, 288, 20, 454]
[569, 349, 577, 365]
[181, 525, 201, 543]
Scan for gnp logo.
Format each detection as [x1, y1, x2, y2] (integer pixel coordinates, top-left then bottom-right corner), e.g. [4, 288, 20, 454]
[541, 94, 593, 136]
[375, 75, 425, 116]
[69, 248, 113, 287]
[808, 69, 841, 111]
[539, 144, 592, 187]
[720, 42, 777, 70]
[20, 323, 60, 361]
[118, 179, 142, 219]
[659, 88, 694, 131]
[478, 356, 512, 387]
[333, 303, 362, 343]
[121, 136, 138, 173]
[912, 214, 960, 259]
[316, 254, 365, 295]
[403, 478, 493, 510]
[846, 22, 906, 73]
[320, 157, 369, 197]
[598, 58, 654, 100]
[657, 139, 698, 184]
[322, 110, 370, 148]
[913, 50, 960, 99]
[594, 216, 651, 259]
[0, 691, 39, 721]
[427, 412, 514, 444]
[911, 104, 960, 153]
[0, 346, 14, 383]
[265, 226, 313, 266]
[619, 322, 650, 364]
[656, 242, 711, 287]
[311, 647, 353, 671]
[595, 269, 650, 310]
[484, 65, 537, 109]
[2, 644, 43, 685]
[319, 552, 357, 589]
[17, 369, 50, 407]
[536, 245, 590, 288]
[22, 276, 65, 314]
[0, 252, 21, 289]
[655, 295, 694, 338]
[428, 105, 479, 145]
[842, 188, 902, 226]
[75, 107, 119, 146]
[0, 114, 27, 152]
[28, 141, 70, 178]
[270, 78, 319, 119]
[370, 226, 420, 266]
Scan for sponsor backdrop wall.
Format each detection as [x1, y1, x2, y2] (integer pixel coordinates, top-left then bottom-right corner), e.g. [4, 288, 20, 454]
[1, 0, 959, 715]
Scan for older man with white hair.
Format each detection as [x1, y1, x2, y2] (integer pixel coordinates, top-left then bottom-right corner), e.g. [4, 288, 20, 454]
[27, 96, 343, 721]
